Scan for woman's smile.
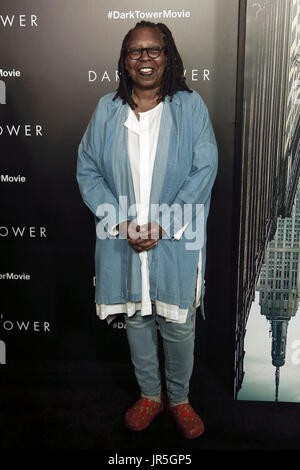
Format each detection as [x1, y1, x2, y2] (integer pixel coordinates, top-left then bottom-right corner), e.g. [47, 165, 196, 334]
[138, 67, 155, 76]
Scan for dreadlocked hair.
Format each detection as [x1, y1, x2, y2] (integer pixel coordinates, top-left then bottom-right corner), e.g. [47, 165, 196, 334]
[113, 21, 192, 109]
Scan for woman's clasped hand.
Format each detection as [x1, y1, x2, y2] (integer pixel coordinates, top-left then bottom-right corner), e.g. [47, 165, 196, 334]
[117, 220, 165, 253]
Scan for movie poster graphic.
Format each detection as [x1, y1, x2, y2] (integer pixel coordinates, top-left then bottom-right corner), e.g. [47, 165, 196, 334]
[235, 0, 300, 402]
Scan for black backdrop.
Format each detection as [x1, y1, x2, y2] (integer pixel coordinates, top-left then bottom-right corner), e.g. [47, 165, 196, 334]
[0, 0, 239, 393]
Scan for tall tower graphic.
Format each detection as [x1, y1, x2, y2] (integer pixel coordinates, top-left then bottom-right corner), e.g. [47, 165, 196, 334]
[257, 183, 300, 400]
[234, 0, 300, 396]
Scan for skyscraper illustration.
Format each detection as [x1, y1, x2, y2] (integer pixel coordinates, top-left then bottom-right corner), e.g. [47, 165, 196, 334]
[234, 0, 300, 396]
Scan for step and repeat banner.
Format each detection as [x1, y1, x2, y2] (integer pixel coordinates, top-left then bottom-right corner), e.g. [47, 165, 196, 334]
[0, 0, 239, 365]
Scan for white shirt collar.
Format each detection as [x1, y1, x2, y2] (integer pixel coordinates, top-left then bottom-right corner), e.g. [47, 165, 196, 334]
[124, 102, 163, 134]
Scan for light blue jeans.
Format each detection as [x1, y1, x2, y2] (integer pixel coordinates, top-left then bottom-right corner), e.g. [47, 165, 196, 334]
[124, 298, 196, 405]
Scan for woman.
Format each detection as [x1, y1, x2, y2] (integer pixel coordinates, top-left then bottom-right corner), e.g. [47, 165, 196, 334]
[77, 21, 218, 439]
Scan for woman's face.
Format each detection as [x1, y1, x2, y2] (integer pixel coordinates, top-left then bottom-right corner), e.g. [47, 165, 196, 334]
[125, 27, 167, 92]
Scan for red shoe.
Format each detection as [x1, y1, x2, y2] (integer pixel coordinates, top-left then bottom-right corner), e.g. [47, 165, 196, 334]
[168, 403, 205, 439]
[125, 397, 164, 431]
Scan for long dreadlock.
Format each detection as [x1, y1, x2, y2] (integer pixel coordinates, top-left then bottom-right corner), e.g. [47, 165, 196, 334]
[113, 21, 192, 109]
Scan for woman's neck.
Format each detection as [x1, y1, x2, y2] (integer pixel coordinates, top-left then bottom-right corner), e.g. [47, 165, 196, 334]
[132, 86, 161, 117]
[132, 86, 160, 101]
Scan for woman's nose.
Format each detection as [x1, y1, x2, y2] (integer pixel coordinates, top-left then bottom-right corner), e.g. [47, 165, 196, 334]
[140, 49, 150, 61]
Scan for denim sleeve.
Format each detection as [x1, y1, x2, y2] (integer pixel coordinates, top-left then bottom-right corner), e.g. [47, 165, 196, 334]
[158, 94, 218, 239]
[76, 98, 128, 234]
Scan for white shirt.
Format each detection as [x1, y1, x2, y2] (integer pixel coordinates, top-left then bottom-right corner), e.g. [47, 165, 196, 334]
[96, 103, 202, 323]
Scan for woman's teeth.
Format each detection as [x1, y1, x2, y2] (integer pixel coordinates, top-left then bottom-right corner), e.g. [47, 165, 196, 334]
[139, 68, 153, 75]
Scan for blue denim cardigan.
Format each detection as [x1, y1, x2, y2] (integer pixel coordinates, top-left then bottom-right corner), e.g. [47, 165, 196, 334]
[77, 90, 218, 318]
